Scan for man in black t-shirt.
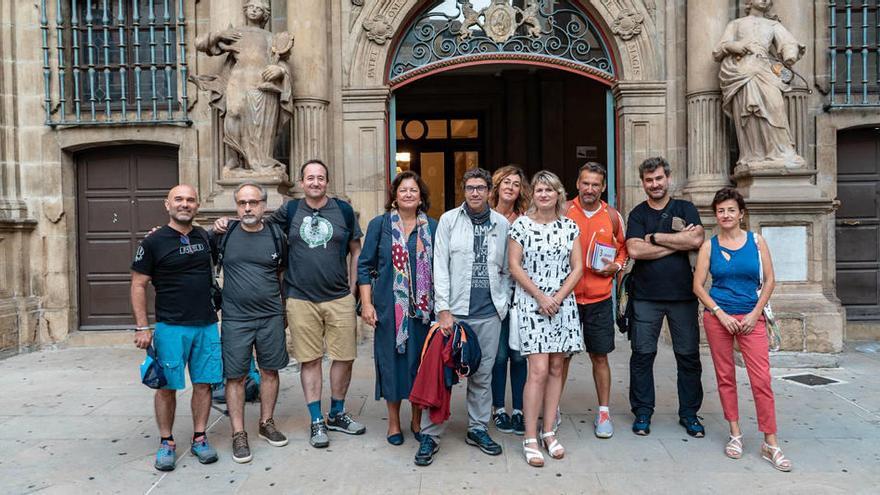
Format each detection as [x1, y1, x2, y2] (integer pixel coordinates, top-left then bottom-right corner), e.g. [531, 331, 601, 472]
[624, 157, 706, 439]
[131, 184, 222, 472]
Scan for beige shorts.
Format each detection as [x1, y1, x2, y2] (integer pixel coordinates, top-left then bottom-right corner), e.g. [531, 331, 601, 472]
[286, 294, 357, 363]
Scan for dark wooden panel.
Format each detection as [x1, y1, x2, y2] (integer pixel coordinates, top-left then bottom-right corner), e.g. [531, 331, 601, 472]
[837, 128, 879, 175]
[837, 183, 879, 218]
[836, 226, 879, 263]
[77, 145, 177, 330]
[837, 270, 879, 306]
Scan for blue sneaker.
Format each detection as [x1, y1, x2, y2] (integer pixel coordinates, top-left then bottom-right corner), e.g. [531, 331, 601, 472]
[465, 428, 502, 456]
[191, 436, 219, 464]
[632, 414, 651, 436]
[154, 440, 176, 471]
[679, 416, 705, 438]
[414, 435, 439, 466]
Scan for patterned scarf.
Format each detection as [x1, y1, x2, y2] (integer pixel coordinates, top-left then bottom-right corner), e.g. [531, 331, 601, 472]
[390, 210, 434, 353]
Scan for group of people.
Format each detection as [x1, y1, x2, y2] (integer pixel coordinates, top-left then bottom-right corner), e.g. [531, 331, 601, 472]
[130, 156, 791, 473]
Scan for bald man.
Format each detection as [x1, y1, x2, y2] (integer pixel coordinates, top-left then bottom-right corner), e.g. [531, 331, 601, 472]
[131, 184, 223, 471]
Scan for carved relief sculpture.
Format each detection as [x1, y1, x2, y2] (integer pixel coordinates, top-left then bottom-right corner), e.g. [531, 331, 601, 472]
[458, 1, 482, 40]
[713, 0, 806, 170]
[611, 9, 644, 41]
[191, 0, 294, 177]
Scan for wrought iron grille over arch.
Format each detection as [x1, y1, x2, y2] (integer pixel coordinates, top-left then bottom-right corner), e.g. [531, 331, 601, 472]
[389, 0, 615, 85]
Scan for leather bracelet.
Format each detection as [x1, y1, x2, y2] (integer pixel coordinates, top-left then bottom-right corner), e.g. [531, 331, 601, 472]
[649, 233, 657, 245]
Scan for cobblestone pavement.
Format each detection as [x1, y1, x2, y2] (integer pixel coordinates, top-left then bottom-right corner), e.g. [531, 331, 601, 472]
[1, 336, 879, 494]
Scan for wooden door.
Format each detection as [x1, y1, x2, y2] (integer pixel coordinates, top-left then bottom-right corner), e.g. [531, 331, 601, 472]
[76, 145, 178, 330]
[836, 128, 880, 320]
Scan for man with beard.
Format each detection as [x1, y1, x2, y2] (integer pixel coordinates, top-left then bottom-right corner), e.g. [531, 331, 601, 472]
[564, 162, 628, 439]
[214, 182, 289, 463]
[624, 157, 706, 438]
[131, 184, 222, 471]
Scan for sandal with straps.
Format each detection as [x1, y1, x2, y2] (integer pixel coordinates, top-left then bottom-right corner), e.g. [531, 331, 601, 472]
[522, 438, 544, 467]
[541, 431, 565, 460]
[762, 442, 792, 472]
[724, 434, 743, 459]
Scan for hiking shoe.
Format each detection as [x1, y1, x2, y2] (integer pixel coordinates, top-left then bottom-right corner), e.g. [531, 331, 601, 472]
[413, 435, 439, 466]
[632, 414, 651, 436]
[679, 416, 706, 438]
[594, 411, 614, 439]
[326, 411, 366, 435]
[191, 436, 219, 464]
[231, 431, 252, 464]
[154, 440, 176, 471]
[511, 411, 525, 436]
[309, 420, 330, 448]
[259, 418, 289, 447]
[493, 410, 513, 433]
[465, 428, 503, 456]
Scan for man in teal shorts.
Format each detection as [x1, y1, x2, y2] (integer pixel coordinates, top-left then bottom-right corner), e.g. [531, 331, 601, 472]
[131, 184, 223, 471]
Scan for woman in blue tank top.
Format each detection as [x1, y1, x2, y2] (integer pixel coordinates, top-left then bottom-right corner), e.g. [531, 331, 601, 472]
[692, 187, 792, 472]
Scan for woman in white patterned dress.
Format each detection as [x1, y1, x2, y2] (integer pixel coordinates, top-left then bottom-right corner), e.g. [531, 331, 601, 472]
[508, 171, 584, 467]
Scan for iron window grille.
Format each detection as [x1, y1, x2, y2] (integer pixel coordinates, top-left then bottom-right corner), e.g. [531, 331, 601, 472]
[829, 0, 880, 107]
[40, 0, 191, 126]
[389, 0, 614, 86]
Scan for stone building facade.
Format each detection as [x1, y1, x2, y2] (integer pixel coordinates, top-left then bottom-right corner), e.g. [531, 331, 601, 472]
[0, 0, 877, 361]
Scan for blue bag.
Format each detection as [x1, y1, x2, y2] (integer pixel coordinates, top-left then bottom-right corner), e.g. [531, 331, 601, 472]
[140, 345, 167, 389]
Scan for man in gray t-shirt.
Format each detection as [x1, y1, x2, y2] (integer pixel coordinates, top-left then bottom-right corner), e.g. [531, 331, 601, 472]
[215, 182, 290, 464]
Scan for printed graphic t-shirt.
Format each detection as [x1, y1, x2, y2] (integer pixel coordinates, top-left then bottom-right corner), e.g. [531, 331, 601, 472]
[625, 199, 702, 301]
[217, 225, 284, 320]
[131, 225, 218, 326]
[268, 198, 363, 303]
[466, 222, 498, 318]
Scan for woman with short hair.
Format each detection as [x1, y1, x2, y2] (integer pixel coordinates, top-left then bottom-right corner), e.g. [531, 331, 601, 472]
[357, 171, 438, 446]
[692, 187, 792, 472]
[507, 171, 584, 467]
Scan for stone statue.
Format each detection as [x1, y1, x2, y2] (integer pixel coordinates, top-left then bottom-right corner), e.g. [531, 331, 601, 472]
[191, 0, 294, 177]
[713, 0, 806, 170]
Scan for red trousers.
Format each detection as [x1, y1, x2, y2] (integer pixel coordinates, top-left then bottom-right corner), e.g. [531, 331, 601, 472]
[703, 311, 777, 434]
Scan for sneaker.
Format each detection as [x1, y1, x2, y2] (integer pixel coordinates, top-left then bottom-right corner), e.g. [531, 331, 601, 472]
[493, 410, 513, 434]
[413, 435, 439, 466]
[465, 428, 503, 456]
[326, 411, 366, 435]
[231, 431, 252, 464]
[154, 440, 176, 471]
[679, 416, 706, 438]
[309, 420, 330, 448]
[510, 411, 525, 436]
[632, 414, 651, 436]
[190, 436, 219, 464]
[259, 418, 289, 447]
[594, 411, 614, 439]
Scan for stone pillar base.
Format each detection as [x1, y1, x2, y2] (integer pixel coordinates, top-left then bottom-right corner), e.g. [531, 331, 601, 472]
[734, 166, 821, 201]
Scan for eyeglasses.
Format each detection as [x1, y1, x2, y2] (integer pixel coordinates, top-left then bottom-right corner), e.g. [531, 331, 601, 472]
[236, 200, 263, 208]
[464, 185, 488, 193]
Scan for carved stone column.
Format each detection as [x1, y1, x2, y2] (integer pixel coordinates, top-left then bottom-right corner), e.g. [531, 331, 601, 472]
[289, 0, 331, 182]
[682, 0, 731, 206]
[774, 0, 814, 168]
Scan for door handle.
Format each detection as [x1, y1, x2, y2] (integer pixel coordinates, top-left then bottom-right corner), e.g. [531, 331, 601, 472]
[842, 220, 860, 226]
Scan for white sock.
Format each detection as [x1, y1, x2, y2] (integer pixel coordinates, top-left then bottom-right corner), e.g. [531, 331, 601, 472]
[494, 407, 506, 416]
[599, 406, 610, 414]
[512, 409, 523, 416]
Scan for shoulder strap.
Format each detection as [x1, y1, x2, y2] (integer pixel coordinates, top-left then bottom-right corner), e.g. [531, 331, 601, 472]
[192, 228, 218, 276]
[266, 221, 286, 269]
[285, 199, 300, 234]
[335, 198, 357, 257]
[753, 231, 763, 287]
[606, 204, 622, 239]
[217, 221, 239, 269]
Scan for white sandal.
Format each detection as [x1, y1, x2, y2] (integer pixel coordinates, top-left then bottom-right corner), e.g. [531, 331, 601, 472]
[724, 434, 743, 459]
[523, 438, 544, 467]
[541, 431, 565, 459]
[762, 442, 792, 472]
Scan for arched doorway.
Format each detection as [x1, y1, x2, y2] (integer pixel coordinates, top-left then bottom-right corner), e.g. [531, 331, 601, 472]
[385, 0, 618, 215]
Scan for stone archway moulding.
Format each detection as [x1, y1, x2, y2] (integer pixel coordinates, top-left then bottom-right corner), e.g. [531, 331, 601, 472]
[347, 0, 661, 89]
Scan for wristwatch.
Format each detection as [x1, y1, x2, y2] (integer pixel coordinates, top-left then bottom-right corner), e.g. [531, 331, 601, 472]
[710, 306, 721, 315]
[134, 325, 152, 332]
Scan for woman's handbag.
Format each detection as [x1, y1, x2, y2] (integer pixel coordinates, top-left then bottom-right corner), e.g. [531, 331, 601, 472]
[754, 235, 782, 352]
[140, 344, 167, 389]
[507, 306, 522, 351]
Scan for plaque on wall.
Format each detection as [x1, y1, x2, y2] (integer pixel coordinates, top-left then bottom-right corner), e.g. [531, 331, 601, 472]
[761, 226, 808, 282]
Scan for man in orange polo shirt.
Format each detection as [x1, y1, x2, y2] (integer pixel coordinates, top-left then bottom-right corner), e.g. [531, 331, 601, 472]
[565, 162, 627, 438]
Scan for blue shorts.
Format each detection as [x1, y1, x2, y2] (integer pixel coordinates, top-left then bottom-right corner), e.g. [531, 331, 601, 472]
[153, 322, 223, 390]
